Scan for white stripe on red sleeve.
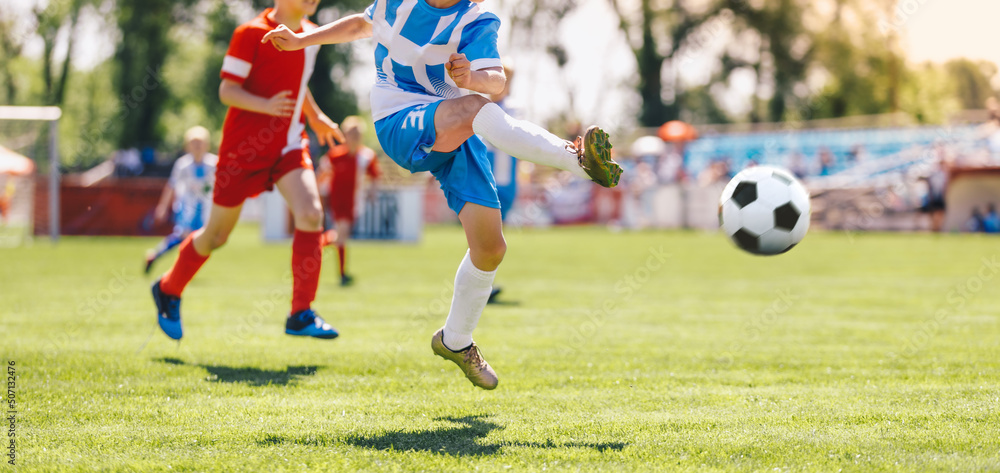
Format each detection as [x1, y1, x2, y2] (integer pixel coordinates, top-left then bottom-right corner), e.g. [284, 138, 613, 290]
[222, 55, 252, 79]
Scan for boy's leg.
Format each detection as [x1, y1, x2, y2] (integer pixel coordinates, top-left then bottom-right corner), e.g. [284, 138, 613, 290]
[160, 203, 242, 296]
[152, 203, 241, 340]
[433, 96, 621, 187]
[431, 202, 502, 390]
[276, 167, 338, 339]
[444, 203, 504, 348]
[334, 218, 352, 285]
[145, 227, 186, 274]
[275, 167, 325, 313]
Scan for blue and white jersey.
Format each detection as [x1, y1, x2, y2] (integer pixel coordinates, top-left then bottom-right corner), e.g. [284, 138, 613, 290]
[364, 0, 502, 121]
[169, 153, 217, 215]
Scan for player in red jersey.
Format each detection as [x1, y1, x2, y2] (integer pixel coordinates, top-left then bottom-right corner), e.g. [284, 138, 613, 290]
[150, 0, 346, 341]
[320, 116, 381, 287]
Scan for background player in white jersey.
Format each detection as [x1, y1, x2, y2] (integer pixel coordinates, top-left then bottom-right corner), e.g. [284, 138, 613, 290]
[145, 126, 218, 274]
[263, 0, 622, 390]
[484, 62, 516, 304]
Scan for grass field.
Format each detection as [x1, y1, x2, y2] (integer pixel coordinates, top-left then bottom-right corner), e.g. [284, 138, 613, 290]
[3, 225, 1000, 471]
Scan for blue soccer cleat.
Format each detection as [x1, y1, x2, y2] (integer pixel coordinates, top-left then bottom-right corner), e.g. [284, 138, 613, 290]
[285, 309, 339, 339]
[151, 279, 183, 340]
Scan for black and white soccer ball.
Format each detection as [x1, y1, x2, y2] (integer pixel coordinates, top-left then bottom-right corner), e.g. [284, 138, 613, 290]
[719, 166, 810, 255]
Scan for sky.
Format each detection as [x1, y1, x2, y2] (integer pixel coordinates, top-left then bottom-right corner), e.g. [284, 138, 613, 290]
[9, 0, 1000, 127]
[500, 0, 1000, 126]
[903, 0, 1000, 66]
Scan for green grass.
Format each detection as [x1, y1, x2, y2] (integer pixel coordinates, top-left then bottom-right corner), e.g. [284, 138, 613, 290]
[3, 225, 1000, 472]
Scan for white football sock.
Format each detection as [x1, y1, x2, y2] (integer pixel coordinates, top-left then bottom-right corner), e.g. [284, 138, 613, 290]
[472, 102, 590, 180]
[442, 250, 497, 351]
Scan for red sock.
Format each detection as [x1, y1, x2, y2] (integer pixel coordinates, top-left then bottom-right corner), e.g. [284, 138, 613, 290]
[160, 234, 209, 297]
[337, 245, 346, 277]
[291, 229, 324, 314]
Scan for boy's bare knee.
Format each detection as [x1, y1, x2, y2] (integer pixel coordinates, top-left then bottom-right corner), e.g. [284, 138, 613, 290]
[193, 226, 229, 252]
[473, 240, 506, 269]
[295, 205, 324, 231]
[210, 232, 229, 250]
[494, 240, 507, 260]
[462, 94, 490, 114]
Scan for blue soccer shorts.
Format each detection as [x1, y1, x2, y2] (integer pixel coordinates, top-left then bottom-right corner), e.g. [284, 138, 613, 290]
[374, 101, 500, 215]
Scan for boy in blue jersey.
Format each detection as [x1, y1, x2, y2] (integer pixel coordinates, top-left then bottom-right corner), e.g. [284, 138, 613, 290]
[263, 0, 621, 390]
[484, 63, 518, 222]
[484, 62, 516, 304]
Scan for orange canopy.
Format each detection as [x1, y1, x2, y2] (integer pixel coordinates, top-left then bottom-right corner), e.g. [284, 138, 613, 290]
[0, 145, 35, 175]
[657, 120, 698, 142]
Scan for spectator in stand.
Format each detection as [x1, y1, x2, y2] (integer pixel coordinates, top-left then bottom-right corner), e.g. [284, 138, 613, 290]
[628, 159, 658, 229]
[698, 159, 730, 187]
[965, 206, 984, 233]
[817, 148, 835, 176]
[983, 203, 1000, 233]
[788, 152, 809, 179]
[848, 144, 868, 166]
[657, 142, 685, 184]
[982, 97, 1000, 161]
[919, 149, 951, 232]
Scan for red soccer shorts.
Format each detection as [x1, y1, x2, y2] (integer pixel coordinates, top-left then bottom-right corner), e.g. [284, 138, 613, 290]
[213, 146, 313, 208]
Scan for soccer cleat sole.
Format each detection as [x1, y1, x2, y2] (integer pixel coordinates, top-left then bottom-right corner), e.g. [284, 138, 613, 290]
[285, 328, 339, 340]
[581, 126, 622, 188]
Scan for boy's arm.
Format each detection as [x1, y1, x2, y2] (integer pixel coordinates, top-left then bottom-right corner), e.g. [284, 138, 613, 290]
[365, 152, 381, 201]
[446, 53, 505, 96]
[154, 184, 174, 223]
[262, 13, 372, 51]
[219, 79, 297, 117]
[303, 89, 346, 146]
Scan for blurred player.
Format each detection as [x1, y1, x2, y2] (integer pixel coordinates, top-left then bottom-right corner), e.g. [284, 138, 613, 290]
[482, 63, 517, 304]
[263, 0, 621, 389]
[322, 115, 382, 286]
[145, 126, 217, 275]
[0, 176, 12, 226]
[150, 0, 346, 341]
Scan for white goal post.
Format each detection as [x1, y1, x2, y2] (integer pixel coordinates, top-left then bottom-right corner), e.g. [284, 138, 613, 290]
[0, 106, 61, 243]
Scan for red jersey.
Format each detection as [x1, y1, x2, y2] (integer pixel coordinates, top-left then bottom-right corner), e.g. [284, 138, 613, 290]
[218, 9, 318, 166]
[327, 145, 382, 220]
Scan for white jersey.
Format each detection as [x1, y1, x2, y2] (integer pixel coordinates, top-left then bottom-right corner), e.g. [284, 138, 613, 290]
[169, 153, 217, 213]
[363, 0, 503, 121]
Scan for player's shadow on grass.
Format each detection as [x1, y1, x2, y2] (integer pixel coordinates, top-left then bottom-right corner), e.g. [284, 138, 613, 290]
[261, 416, 626, 457]
[156, 357, 319, 386]
[487, 299, 521, 307]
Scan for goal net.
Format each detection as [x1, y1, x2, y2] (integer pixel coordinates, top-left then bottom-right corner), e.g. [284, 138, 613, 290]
[0, 106, 61, 245]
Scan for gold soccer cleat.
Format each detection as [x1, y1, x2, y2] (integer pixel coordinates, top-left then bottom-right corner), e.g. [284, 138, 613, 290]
[572, 125, 622, 188]
[431, 328, 498, 390]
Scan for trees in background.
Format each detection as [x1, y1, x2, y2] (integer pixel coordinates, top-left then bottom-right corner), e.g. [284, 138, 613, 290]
[0, 0, 367, 168]
[602, 0, 996, 126]
[114, 0, 199, 150]
[0, 0, 996, 168]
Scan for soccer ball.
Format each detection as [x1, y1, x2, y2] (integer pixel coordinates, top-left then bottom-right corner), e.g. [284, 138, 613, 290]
[719, 166, 810, 255]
